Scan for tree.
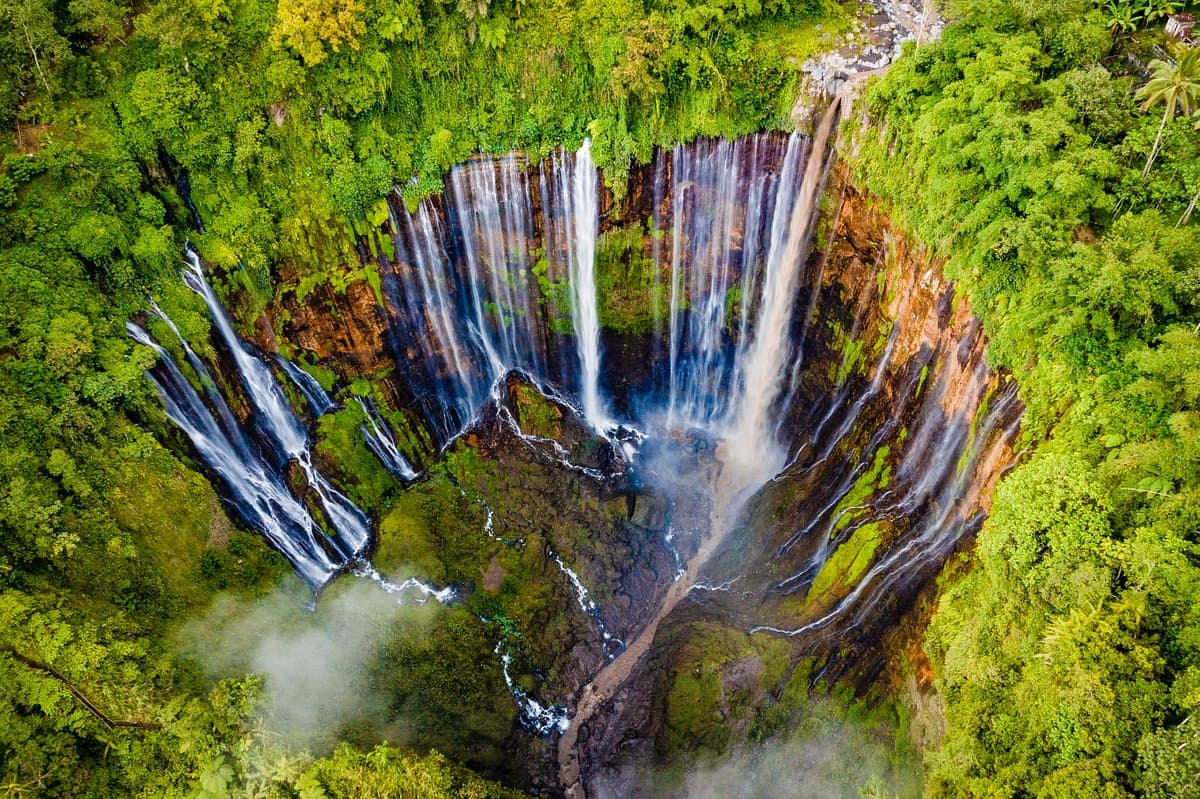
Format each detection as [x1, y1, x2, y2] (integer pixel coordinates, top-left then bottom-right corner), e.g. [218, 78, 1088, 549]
[1135, 47, 1200, 178]
[0, 0, 70, 101]
[270, 0, 366, 66]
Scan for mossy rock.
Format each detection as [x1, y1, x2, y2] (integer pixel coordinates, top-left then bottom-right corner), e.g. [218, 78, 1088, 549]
[509, 380, 564, 439]
[806, 520, 886, 606]
[660, 622, 793, 757]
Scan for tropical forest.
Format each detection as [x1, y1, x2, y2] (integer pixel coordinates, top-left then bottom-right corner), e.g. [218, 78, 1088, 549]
[1, 0, 1199, 795]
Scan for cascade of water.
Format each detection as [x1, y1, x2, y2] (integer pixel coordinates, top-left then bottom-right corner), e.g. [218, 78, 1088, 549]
[494, 639, 571, 736]
[753, 352, 1020, 639]
[658, 133, 803, 433]
[723, 102, 840, 483]
[446, 155, 544, 376]
[351, 562, 454, 604]
[276, 355, 334, 417]
[127, 321, 337, 587]
[355, 396, 418, 480]
[182, 249, 308, 459]
[180, 247, 371, 558]
[550, 551, 622, 659]
[562, 140, 611, 431]
[386, 198, 482, 439]
[379, 132, 831, 452]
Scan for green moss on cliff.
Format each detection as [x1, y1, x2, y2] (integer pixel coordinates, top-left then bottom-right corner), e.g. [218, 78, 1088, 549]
[595, 223, 667, 334]
[830, 445, 892, 535]
[315, 403, 398, 509]
[661, 622, 793, 758]
[806, 520, 884, 604]
[510, 381, 564, 440]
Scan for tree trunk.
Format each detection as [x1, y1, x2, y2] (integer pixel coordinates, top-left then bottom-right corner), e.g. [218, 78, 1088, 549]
[1179, 183, 1200, 227]
[21, 21, 52, 95]
[1142, 105, 1171, 178]
[1, 647, 163, 731]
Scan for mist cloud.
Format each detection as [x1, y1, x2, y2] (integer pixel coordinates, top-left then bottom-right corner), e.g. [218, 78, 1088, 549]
[179, 577, 439, 749]
[591, 695, 919, 799]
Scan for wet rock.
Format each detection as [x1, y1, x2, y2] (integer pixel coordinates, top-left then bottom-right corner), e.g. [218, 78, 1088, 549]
[629, 491, 667, 531]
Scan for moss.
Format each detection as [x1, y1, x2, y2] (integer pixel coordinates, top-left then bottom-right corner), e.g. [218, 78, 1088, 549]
[510, 381, 564, 439]
[806, 520, 885, 604]
[830, 445, 892, 534]
[108, 452, 286, 605]
[594, 222, 667, 334]
[834, 336, 866, 386]
[915, 363, 929, 398]
[362, 262, 384, 306]
[660, 621, 793, 757]
[531, 253, 574, 335]
[751, 657, 816, 741]
[375, 484, 456, 582]
[315, 402, 399, 510]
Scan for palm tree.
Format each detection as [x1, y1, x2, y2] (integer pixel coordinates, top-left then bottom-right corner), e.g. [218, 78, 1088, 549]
[1105, 0, 1140, 33]
[1136, 47, 1200, 178]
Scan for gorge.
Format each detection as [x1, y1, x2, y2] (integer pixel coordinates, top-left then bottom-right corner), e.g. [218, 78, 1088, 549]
[130, 90, 1020, 795]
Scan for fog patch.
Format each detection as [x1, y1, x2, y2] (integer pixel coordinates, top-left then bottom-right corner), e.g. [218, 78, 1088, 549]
[591, 695, 920, 799]
[179, 575, 439, 750]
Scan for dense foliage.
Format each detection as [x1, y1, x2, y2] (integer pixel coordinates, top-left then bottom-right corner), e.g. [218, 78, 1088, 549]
[850, 1, 1200, 795]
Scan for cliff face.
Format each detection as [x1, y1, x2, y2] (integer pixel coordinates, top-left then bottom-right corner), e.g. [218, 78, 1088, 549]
[230, 147, 1018, 794]
[569, 165, 1021, 793]
[276, 274, 394, 377]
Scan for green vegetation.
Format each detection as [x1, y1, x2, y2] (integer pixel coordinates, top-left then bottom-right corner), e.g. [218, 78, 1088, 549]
[594, 222, 667, 333]
[508, 380, 564, 439]
[806, 520, 884, 605]
[654, 624, 920, 797]
[11, 0, 1200, 790]
[0, 0, 862, 789]
[658, 621, 793, 756]
[830, 444, 892, 534]
[851, 0, 1200, 794]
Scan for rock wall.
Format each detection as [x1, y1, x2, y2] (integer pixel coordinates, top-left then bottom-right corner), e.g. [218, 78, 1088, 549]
[232, 150, 1019, 796]
[570, 164, 1021, 794]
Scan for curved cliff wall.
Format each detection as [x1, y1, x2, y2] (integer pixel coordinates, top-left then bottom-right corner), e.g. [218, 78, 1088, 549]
[144, 134, 1020, 794]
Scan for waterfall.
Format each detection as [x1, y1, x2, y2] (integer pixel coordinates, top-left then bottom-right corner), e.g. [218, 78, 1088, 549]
[655, 133, 805, 435]
[127, 320, 338, 587]
[137, 115, 857, 608]
[724, 101, 840, 482]
[376, 131, 834, 451]
[181, 248, 371, 559]
[355, 396, 418, 481]
[563, 140, 610, 430]
[276, 355, 334, 417]
[381, 143, 615, 444]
